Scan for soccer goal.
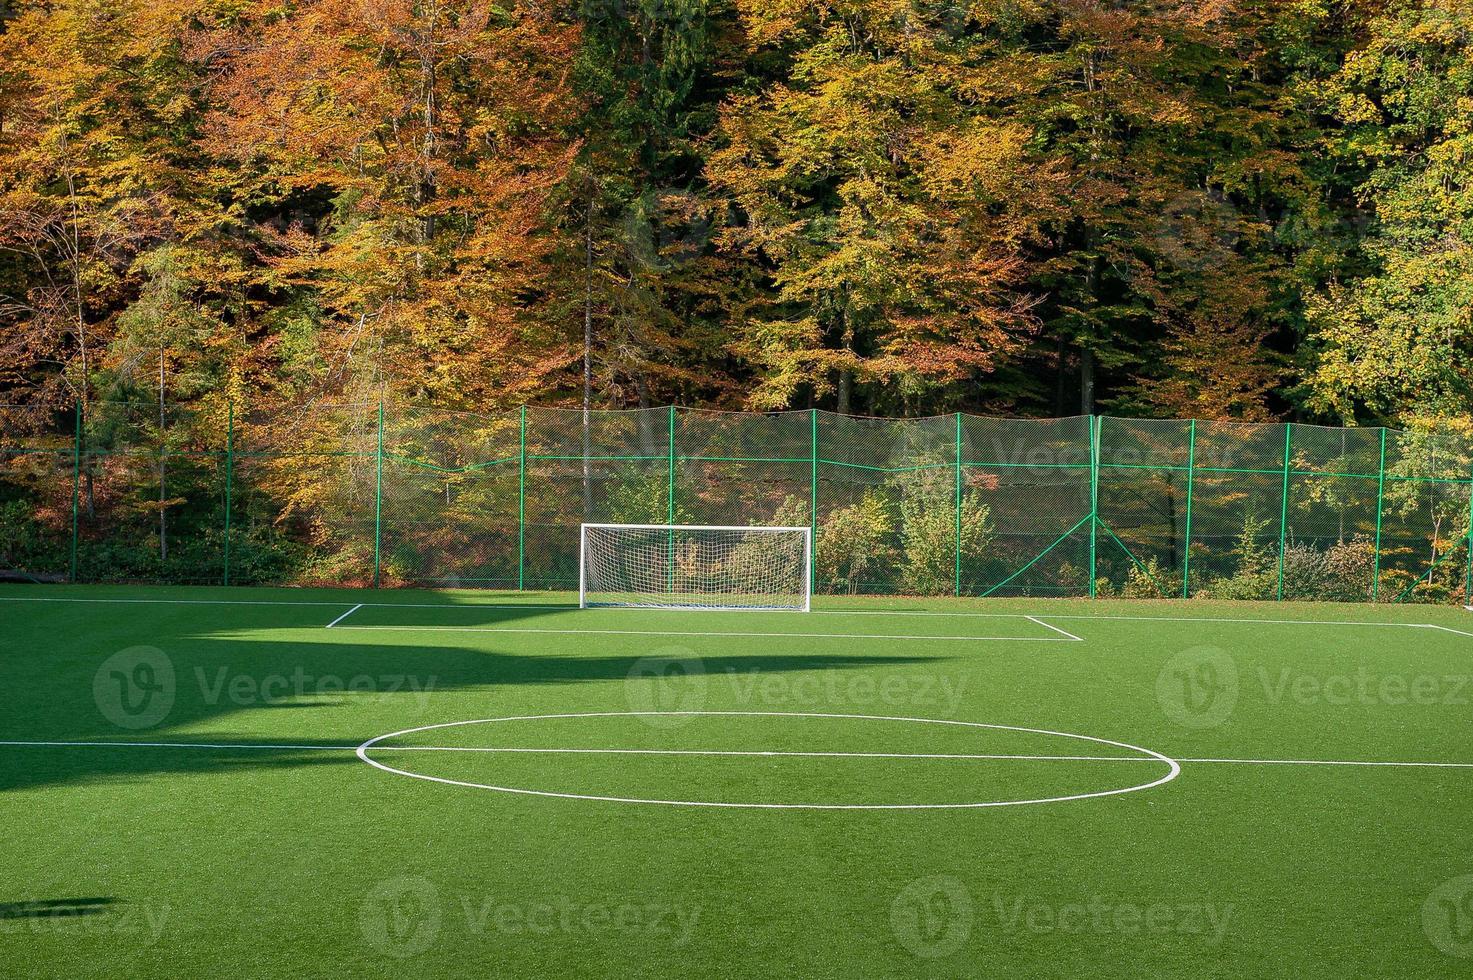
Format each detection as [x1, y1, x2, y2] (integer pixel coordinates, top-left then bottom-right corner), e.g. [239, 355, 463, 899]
[579, 524, 812, 611]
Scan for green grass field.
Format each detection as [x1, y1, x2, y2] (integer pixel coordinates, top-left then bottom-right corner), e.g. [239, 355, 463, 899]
[3, 585, 1472, 977]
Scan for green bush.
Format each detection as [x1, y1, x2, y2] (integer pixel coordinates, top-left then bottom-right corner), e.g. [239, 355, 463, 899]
[0, 499, 68, 574]
[1202, 535, 1377, 602]
[1286, 536, 1375, 602]
[603, 471, 680, 525]
[72, 523, 307, 585]
[1198, 510, 1279, 600]
[226, 525, 309, 585]
[892, 465, 992, 596]
[1122, 556, 1170, 598]
[814, 491, 896, 593]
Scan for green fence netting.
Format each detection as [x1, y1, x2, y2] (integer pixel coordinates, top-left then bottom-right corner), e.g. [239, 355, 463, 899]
[2, 401, 1470, 602]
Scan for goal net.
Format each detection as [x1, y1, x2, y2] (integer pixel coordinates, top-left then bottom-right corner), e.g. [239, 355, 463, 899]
[580, 524, 812, 611]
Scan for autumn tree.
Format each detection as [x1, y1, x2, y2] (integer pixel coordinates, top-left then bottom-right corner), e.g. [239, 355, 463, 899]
[1304, 0, 1473, 423]
[706, 0, 1059, 415]
[194, 0, 583, 409]
[963, 0, 1308, 419]
[0, 0, 209, 410]
[552, 0, 743, 411]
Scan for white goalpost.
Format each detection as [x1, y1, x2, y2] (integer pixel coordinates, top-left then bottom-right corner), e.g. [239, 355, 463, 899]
[579, 524, 812, 611]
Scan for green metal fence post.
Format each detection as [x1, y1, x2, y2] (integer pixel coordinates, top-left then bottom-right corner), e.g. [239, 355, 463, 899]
[373, 398, 384, 589]
[1182, 418, 1196, 599]
[810, 408, 818, 588]
[667, 405, 676, 525]
[223, 400, 234, 587]
[1465, 455, 1473, 602]
[518, 405, 527, 590]
[1276, 422, 1293, 601]
[1089, 415, 1099, 598]
[667, 405, 676, 593]
[1372, 427, 1387, 601]
[954, 412, 963, 596]
[70, 399, 81, 583]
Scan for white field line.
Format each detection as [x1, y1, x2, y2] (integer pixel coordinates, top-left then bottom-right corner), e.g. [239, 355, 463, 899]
[4, 594, 1468, 636]
[0, 596, 351, 607]
[1026, 616, 1084, 642]
[324, 604, 363, 629]
[1039, 614, 1452, 630]
[1169, 757, 1473, 769]
[2, 739, 1472, 769]
[1424, 623, 1473, 638]
[369, 746, 1142, 761]
[328, 624, 1069, 642]
[0, 740, 363, 750]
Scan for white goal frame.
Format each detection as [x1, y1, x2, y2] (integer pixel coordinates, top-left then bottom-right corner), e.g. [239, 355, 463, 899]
[579, 523, 813, 612]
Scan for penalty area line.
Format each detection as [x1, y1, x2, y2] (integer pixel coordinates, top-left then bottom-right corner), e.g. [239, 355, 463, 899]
[327, 624, 1071, 642]
[1025, 616, 1084, 642]
[324, 603, 363, 629]
[1424, 623, 1473, 638]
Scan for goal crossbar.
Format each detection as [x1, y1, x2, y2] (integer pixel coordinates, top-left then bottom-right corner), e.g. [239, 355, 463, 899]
[579, 524, 812, 612]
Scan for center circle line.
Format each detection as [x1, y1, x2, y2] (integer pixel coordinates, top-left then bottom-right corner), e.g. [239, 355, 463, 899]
[355, 710, 1182, 810]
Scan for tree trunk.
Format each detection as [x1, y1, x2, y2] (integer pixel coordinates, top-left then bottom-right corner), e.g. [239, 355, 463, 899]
[158, 346, 168, 563]
[1080, 347, 1095, 416]
[836, 312, 855, 415]
[1054, 334, 1068, 416]
[582, 205, 594, 520]
[1079, 238, 1101, 415]
[634, 373, 657, 457]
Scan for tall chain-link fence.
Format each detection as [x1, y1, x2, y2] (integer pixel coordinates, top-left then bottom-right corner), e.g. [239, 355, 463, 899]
[2, 402, 1470, 602]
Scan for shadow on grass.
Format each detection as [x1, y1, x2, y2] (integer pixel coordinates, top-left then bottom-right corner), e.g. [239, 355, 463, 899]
[0, 735, 364, 793]
[0, 897, 116, 920]
[0, 590, 948, 793]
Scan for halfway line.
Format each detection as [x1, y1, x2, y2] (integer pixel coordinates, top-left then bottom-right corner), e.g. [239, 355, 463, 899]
[1, 739, 1471, 769]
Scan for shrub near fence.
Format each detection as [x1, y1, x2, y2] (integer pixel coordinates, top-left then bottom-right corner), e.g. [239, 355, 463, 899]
[1, 402, 1471, 602]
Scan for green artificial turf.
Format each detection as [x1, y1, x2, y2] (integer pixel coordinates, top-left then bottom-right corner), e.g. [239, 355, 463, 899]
[2, 585, 1472, 977]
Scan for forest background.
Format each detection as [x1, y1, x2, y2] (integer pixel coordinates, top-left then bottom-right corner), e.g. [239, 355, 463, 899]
[2, 0, 1473, 596]
[1, 0, 1470, 425]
